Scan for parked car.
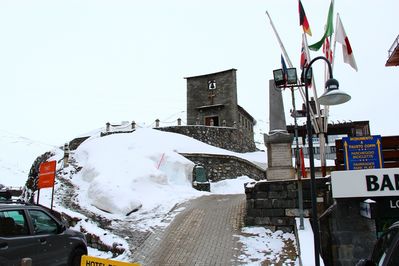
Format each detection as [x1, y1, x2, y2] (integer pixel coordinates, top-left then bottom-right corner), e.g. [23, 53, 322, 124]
[356, 221, 399, 266]
[0, 201, 87, 266]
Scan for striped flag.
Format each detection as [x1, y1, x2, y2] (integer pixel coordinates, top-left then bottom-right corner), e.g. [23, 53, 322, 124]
[300, 34, 312, 87]
[323, 37, 333, 63]
[299, 0, 312, 36]
[309, 1, 334, 51]
[281, 54, 288, 75]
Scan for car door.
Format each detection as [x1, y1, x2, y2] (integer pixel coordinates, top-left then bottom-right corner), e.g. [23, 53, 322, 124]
[386, 239, 399, 266]
[0, 209, 37, 265]
[370, 227, 399, 266]
[27, 209, 69, 266]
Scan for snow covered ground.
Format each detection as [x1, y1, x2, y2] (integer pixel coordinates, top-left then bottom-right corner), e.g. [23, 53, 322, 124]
[0, 127, 320, 265]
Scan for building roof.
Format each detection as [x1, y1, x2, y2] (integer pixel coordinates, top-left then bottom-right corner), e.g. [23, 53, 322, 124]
[386, 34, 399, 66]
[238, 105, 256, 124]
[184, 68, 237, 79]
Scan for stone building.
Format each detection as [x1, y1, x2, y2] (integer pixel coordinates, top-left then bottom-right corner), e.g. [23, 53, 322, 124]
[185, 69, 255, 140]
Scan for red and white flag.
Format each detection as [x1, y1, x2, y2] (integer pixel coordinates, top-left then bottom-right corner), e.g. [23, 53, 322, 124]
[300, 34, 311, 70]
[300, 33, 312, 87]
[335, 14, 358, 71]
[323, 37, 333, 63]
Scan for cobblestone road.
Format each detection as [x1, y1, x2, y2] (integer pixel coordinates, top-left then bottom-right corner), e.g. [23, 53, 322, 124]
[131, 194, 246, 266]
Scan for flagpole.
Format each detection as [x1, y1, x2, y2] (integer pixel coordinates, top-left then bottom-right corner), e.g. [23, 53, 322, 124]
[265, 11, 293, 67]
[303, 33, 322, 134]
[331, 13, 339, 71]
[266, 11, 321, 133]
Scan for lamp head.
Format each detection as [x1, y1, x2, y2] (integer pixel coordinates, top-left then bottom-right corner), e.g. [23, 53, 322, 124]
[273, 69, 285, 87]
[318, 78, 351, 105]
[286, 68, 297, 85]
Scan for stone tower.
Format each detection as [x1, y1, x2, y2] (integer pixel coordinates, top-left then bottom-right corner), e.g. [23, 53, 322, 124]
[185, 69, 255, 133]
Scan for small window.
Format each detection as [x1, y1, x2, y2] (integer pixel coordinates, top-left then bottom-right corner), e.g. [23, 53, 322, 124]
[0, 210, 29, 237]
[28, 210, 59, 235]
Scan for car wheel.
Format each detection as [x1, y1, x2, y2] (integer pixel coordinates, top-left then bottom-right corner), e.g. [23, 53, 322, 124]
[68, 248, 86, 266]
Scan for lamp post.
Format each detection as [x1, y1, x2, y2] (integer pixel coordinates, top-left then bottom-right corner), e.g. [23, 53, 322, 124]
[273, 56, 351, 266]
[304, 56, 351, 266]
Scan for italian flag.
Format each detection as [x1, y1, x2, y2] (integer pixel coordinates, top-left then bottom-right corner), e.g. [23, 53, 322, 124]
[335, 14, 358, 71]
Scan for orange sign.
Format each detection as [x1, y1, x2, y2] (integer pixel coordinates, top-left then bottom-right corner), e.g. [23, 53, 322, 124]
[38, 160, 56, 189]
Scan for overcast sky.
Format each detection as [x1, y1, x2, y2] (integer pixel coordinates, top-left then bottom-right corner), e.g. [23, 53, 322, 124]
[0, 0, 398, 145]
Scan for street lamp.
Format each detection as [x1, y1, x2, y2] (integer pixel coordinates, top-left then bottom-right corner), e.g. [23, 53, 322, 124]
[273, 56, 351, 266]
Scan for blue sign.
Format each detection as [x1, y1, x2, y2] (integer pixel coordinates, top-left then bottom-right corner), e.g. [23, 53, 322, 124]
[342, 135, 384, 170]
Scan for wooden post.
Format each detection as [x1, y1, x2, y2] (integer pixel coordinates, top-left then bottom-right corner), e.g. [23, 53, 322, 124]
[63, 143, 70, 168]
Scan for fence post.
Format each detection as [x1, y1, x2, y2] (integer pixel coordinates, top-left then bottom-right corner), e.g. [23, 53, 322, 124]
[63, 143, 70, 168]
[131, 121, 136, 129]
[155, 119, 160, 128]
[106, 122, 110, 132]
[177, 118, 181, 126]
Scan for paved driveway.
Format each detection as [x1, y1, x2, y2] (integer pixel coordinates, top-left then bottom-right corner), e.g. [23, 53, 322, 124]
[131, 194, 246, 265]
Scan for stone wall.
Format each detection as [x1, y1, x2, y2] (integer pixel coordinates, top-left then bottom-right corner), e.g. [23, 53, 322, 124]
[321, 198, 377, 266]
[244, 178, 330, 232]
[69, 136, 90, 150]
[157, 125, 256, 153]
[181, 153, 266, 182]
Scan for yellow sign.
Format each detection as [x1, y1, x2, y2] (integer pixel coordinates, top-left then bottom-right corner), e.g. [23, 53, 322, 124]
[81, 255, 140, 266]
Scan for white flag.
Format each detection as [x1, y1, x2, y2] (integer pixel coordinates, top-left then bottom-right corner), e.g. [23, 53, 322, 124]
[335, 14, 358, 71]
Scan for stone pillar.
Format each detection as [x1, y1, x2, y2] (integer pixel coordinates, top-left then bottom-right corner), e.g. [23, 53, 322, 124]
[264, 80, 295, 180]
[177, 118, 182, 126]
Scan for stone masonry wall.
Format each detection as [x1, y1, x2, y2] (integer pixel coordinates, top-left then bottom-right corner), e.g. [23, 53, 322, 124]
[324, 198, 377, 266]
[180, 153, 266, 182]
[156, 125, 256, 153]
[245, 178, 330, 232]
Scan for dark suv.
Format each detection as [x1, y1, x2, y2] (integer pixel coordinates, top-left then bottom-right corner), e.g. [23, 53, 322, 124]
[0, 201, 87, 266]
[357, 221, 399, 266]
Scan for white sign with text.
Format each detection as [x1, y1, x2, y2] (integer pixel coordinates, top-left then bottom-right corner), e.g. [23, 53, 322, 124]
[331, 168, 399, 198]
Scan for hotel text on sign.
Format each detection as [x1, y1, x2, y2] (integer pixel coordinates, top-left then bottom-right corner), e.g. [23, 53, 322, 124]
[80, 255, 140, 266]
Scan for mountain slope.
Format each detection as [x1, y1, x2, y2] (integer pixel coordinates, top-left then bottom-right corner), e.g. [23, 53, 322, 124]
[0, 129, 58, 187]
